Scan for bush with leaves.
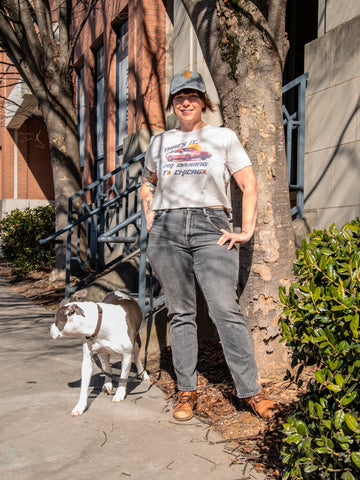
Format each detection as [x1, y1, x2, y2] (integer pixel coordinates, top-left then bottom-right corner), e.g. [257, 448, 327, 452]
[0, 205, 55, 274]
[279, 218, 360, 480]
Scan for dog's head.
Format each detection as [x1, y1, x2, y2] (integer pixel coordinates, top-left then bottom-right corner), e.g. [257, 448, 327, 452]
[50, 303, 85, 339]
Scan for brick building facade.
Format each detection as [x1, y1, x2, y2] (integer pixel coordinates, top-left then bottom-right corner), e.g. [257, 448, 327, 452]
[73, 0, 167, 188]
[0, 58, 53, 218]
[0, 0, 167, 219]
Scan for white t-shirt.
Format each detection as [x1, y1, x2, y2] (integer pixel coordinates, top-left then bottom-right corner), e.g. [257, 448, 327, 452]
[144, 124, 251, 211]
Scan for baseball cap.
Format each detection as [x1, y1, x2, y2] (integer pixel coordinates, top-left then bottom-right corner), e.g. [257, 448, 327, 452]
[170, 70, 206, 94]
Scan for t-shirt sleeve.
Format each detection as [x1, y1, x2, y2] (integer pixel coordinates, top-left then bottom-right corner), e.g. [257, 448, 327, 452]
[144, 135, 157, 173]
[225, 129, 252, 174]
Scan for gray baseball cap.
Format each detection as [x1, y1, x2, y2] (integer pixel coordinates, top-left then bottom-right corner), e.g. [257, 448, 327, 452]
[170, 70, 206, 94]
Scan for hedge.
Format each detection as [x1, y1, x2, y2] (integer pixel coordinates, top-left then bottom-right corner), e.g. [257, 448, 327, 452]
[279, 218, 360, 479]
[0, 204, 55, 274]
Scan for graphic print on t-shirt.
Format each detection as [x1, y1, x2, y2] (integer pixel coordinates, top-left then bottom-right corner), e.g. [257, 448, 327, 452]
[162, 140, 211, 177]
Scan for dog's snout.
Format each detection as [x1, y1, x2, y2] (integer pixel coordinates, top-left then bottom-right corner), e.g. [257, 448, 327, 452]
[49, 323, 62, 339]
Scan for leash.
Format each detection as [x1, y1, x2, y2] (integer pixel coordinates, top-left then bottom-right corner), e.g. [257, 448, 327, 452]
[143, 263, 155, 370]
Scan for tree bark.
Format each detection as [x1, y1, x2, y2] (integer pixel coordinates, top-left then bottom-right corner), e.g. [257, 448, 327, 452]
[180, 0, 294, 380]
[40, 93, 82, 280]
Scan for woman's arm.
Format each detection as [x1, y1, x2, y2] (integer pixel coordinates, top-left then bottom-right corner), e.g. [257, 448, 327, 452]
[217, 165, 258, 249]
[140, 166, 158, 233]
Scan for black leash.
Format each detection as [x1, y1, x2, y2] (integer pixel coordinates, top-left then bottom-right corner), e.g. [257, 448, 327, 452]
[143, 263, 155, 370]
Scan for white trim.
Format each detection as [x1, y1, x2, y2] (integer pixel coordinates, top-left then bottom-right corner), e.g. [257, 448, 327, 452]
[5, 82, 41, 129]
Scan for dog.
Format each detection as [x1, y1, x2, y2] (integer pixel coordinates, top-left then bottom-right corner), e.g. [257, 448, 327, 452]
[50, 291, 150, 416]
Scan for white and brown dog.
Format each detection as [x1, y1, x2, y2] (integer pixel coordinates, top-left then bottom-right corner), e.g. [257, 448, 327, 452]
[50, 291, 150, 416]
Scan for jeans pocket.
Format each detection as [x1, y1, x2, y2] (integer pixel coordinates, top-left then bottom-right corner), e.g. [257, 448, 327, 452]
[153, 210, 165, 222]
[204, 210, 230, 232]
[148, 210, 166, 239]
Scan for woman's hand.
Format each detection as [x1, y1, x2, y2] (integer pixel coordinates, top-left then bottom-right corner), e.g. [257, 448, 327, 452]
[217, 229, 253, 249]
[219, 166, 257, 249]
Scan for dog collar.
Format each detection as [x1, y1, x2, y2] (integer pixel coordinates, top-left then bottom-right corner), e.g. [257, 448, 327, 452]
[85, 304, 103, 341]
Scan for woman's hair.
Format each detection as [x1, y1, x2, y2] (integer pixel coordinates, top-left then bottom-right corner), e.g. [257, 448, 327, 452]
[166, 88, 215, 113]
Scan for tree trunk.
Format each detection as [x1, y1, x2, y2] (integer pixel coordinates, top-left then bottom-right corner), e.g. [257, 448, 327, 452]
[39, 79, 82, 281]
[180, 0, 294, 380]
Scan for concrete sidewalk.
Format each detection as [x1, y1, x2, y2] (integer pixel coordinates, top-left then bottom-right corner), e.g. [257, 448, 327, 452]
[0, 277, 267, 480]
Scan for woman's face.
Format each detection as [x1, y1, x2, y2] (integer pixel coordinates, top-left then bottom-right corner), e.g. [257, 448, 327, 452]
[172, 91, 205, 127]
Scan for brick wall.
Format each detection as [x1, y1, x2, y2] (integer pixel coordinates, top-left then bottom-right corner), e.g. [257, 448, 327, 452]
[73, 0, 167, 188]
[1, 128, 15, 200]
[0, 52, 16, 201]
[0, 2, 167, 210]
[137, 0, 166, 133]
[0, 52, 54, 209]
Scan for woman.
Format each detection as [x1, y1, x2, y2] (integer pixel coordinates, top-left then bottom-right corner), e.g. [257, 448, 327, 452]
[140, 70, 277, 421]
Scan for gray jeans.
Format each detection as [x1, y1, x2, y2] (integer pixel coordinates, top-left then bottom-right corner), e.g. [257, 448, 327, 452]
[147, 208, 261, 398]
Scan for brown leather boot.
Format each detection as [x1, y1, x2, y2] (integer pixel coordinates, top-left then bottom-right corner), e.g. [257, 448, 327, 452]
[245, 388, 278, 419]
[173, 391, 197, 421]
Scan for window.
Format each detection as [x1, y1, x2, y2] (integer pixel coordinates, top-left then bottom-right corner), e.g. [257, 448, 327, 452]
[94, 44, 104, 179]
[115, 20, 128, 164]
[77, 65, 85, 169]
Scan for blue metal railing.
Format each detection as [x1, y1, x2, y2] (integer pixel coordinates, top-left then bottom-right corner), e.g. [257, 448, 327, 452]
[41, 152, 164, 319]
[96, 208, 164, 316]
[282, 72, 308, 218]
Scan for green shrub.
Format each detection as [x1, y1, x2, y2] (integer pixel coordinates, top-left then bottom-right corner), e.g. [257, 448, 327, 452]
[279, 218, 360, 480]
[0, 204, 56, 274]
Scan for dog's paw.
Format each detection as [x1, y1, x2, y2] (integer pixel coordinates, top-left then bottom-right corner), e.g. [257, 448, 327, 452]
[102, 382, 113, 395]
[71, 403, 87, 416]
[142, 370, 150, 381]
[112, 386, 126, 403]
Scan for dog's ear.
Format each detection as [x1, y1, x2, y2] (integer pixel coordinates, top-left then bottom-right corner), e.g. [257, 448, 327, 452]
[66, 304, 85, 317]
[55, 306, 70, 330]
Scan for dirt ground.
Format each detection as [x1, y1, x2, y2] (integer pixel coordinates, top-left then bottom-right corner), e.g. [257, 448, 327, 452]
[0, 261, 305, 479]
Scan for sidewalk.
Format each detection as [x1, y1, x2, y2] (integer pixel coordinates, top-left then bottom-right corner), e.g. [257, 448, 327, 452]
[0, 277, 267, 480]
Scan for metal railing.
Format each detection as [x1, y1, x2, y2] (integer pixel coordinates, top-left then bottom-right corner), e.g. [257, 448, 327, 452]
[41, 152, 164, 319]
[282, 72, 308, 218]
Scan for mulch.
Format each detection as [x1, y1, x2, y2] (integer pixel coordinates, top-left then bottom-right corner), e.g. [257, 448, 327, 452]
[146, 344, 304, 478]
[0, 260, 306, 479]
